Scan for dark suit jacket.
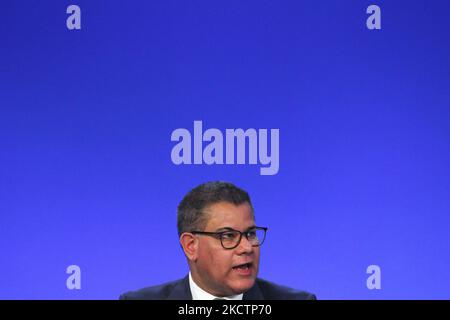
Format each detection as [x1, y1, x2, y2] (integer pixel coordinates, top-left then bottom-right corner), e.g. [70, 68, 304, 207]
[120, 275, 316, 300]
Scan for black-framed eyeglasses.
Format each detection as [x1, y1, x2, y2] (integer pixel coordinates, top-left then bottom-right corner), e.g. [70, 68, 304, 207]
[191, 227, 268, 250]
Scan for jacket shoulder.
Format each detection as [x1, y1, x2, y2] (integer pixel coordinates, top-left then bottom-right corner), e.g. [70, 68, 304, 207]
[255, 278, 316, 300]
[119, 278, 183, 300]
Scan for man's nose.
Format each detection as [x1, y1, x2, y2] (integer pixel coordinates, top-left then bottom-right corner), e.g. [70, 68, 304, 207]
[236, 234, 253, 254]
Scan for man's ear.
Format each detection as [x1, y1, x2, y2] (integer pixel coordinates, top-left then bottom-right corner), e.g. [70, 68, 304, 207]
[180, 233, 198, 261]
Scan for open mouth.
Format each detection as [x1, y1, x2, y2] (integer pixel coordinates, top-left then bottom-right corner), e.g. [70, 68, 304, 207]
[232, 262, 252, 270]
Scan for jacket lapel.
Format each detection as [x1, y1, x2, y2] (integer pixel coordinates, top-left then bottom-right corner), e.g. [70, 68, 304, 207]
[167, 275, 264, 300]
[243, 280, 264, 300]
[166, 275, 193, 300]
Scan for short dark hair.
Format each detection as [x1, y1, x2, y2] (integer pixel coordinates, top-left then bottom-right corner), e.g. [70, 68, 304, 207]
[177, 181, 254, 237]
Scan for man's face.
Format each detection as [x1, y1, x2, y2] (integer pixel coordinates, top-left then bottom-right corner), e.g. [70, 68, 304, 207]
[191, 201, 260, 296]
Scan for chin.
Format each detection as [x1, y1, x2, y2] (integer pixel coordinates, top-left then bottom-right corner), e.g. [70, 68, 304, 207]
[229, 277, 256, 294]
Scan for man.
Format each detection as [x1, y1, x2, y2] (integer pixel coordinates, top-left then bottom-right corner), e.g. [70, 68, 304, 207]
[120, 181, 316, 300]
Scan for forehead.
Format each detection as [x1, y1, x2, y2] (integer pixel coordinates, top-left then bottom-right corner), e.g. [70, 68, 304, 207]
[203, 201, 254, 230]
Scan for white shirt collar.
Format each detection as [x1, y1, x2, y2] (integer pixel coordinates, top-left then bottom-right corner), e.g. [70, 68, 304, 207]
[189, 272, 243, 300]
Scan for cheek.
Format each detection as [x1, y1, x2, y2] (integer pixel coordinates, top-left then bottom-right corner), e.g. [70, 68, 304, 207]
[209, 251, 234, 274]
[255, 248, 261, 262]
[198, 244, 232, 273]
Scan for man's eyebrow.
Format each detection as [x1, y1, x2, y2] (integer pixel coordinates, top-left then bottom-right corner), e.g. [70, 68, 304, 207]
[214, 226, 257, 232]
[214, 227, 234, 232]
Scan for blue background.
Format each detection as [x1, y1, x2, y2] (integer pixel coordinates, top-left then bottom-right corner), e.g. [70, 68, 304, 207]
[1, 0, 449, 299]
